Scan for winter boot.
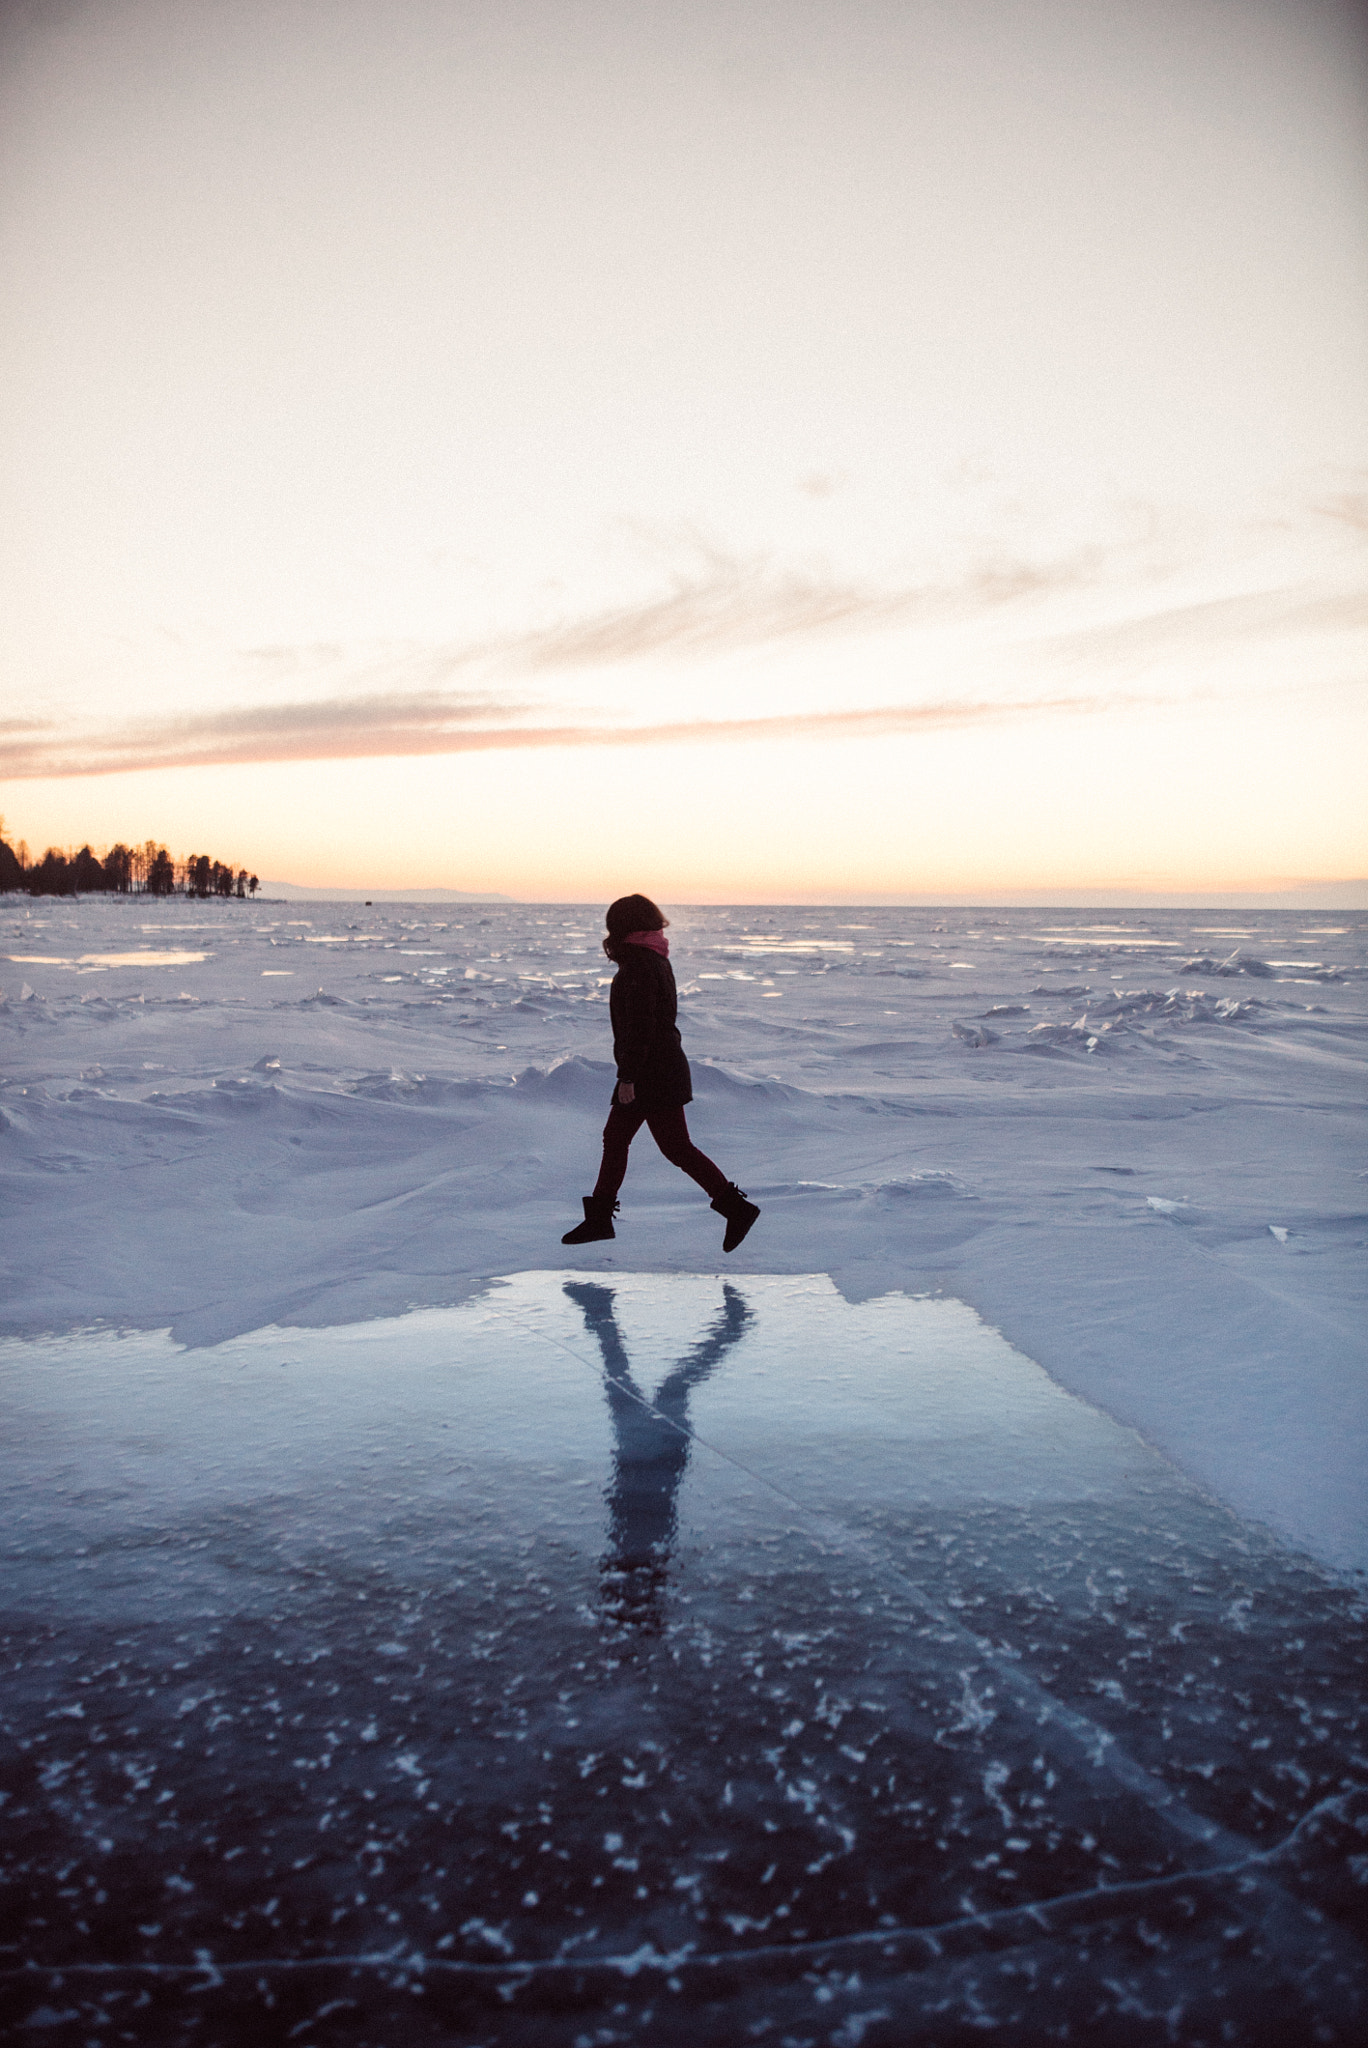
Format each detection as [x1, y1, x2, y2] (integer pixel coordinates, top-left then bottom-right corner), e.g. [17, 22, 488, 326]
[711, 1183, 760, 1254]
[562, 1195, 618, 1245]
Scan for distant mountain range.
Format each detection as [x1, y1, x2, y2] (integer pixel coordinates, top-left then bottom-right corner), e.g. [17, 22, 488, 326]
[259, 881, 517, 903]
[257, 880, 1367, 909]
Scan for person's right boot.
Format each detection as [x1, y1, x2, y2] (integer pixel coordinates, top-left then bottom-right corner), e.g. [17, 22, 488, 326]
[711, 1183, 760, 1253]
[562, 1195, 618, 1245]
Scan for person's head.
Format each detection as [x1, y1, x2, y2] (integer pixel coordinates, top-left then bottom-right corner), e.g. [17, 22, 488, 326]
[602, 893, 668, 962]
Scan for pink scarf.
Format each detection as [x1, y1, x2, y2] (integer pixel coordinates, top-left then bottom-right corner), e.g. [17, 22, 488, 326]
[624, 929, 670, 958]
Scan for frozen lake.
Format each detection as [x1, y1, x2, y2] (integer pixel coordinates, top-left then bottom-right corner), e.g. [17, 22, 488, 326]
[3, 897, 1366, 2039]
[2, 1274, 1364, 2044]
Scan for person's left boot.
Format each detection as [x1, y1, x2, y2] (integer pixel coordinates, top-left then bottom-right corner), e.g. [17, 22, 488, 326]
[711, 1183, 760, 1253]
[562, 1195, 618, 1245]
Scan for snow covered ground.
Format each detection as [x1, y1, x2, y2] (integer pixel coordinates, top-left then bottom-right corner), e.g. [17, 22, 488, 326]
[2, 895, 1365, 1572]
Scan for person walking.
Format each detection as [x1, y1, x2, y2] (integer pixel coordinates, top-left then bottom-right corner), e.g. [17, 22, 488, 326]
[562, 894, 760, 1252]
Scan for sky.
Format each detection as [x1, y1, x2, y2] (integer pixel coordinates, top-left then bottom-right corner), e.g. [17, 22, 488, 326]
[1, 0, 1366, 902]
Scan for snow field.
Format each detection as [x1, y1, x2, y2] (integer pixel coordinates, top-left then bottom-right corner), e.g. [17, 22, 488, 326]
[2, 898, 1365, 1570]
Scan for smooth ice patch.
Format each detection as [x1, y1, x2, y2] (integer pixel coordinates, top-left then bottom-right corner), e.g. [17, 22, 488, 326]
[0, 1276, 1161, 1596]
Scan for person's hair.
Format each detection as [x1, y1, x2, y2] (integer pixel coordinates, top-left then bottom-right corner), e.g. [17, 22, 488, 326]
[602, 893, 669, 962]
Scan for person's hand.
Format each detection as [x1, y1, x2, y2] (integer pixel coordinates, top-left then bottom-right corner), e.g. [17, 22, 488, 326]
[618, 1081, 636, 1105]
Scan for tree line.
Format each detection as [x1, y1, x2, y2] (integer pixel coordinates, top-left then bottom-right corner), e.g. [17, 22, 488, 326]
[0, 830, 259, 900]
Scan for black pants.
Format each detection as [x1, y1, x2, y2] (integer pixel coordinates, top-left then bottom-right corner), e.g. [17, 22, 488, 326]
[591, 1101, 729, 1202]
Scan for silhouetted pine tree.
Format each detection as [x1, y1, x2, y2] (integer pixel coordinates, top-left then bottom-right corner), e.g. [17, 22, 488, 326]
[105, 844, 134, 893]
[146, 848, 176, 896]
[28, 849, 75, 895]
[72, 845, 105, 892]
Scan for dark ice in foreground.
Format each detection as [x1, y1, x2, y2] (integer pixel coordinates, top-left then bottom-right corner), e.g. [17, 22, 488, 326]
[2, 1275, 1364, 2044]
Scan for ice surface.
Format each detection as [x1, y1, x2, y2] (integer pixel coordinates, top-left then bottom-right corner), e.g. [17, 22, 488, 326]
[3, 898, 1365, 1572]
[1, 1274, 1365, 2044]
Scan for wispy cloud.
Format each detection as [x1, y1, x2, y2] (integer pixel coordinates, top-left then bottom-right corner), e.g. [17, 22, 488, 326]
[0, 691, 1128, 780]
[1039, 584, 1368, 668]
[235, 543, 1115, 690]
[2, 542, 1138, 777]
[0, 692, 520, 779]
[501, 545, 1106, 671]
[9, 519, 1357, 780]
[1318, 489, 1368, 534]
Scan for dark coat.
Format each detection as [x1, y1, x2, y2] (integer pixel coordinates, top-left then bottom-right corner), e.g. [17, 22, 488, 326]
[609, 947, 693, 1109]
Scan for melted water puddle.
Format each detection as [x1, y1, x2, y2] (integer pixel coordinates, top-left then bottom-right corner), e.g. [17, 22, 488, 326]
[5, 950, 209, 968]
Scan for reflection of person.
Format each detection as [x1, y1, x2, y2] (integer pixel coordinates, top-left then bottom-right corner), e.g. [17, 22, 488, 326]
[561, 893, 760, 1251]
[565, 1280, 752, 1632]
